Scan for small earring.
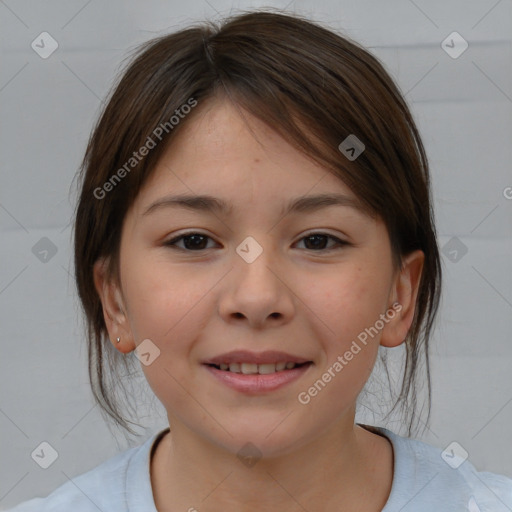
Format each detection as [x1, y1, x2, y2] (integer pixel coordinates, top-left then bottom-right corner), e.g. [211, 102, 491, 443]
[116, 337, 121, 344]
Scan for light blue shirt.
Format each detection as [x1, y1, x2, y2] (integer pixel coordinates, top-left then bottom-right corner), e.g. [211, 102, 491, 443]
[5, 425, 512, 511]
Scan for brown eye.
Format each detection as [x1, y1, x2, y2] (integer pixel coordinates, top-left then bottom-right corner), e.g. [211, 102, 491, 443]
[164, 231, 348, 253]
[295, 233, 348, 251]
[164, 232, 217, 251]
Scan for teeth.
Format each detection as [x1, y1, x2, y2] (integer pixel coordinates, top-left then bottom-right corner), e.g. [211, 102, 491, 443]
[258, 363, 277, 374]
[241, 363, 258, 374]
[217, 362, 300, 374]
[229, 363, 240, 373]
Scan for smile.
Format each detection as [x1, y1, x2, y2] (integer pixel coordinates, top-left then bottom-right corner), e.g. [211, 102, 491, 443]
[208, 362, 307, 374]
[203, 362, 313, 394]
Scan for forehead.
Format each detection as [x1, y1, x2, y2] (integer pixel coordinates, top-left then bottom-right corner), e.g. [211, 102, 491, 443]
[132, 98, 368, 218]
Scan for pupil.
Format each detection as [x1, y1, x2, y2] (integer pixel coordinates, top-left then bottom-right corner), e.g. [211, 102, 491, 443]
[185, 235, 207, 250]
[306, 235, 327, 250]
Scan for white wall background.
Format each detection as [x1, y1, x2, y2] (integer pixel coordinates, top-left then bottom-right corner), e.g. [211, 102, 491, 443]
[1, 0, 511, 507]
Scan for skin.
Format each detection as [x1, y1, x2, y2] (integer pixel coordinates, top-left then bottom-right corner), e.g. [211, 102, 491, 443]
[94, 97, 424, 511]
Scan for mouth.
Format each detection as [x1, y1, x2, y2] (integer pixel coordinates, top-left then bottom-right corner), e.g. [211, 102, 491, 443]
[205, 361, 311, 374]
[202, 349, 312, 367]
[202, 350, 314, 393]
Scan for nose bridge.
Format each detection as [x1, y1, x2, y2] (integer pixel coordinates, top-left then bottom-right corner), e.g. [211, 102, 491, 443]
[234, 234, 279, 287]
[218, 232, 294, 326]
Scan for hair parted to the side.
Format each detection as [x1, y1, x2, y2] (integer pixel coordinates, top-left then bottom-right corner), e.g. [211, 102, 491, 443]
[73, 9, 441, 438]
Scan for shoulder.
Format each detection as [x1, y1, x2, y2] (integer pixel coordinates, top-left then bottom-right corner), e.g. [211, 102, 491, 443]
[4, 429, 167, 512]
[3, 447, 138, 512]
[372, 425, 512, 511]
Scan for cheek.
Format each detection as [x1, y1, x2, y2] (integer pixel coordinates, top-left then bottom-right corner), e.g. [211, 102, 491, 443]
[299, 262, 391, 397]
[121, 253, 212, 343]
[310, 264, 388, 342]
[295, 271, 385, 416]
[122, 261, 215, 410]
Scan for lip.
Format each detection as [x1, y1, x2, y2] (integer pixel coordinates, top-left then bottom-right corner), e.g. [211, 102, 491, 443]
[204, 362, 313, 394]
[202, 350, 312, 366]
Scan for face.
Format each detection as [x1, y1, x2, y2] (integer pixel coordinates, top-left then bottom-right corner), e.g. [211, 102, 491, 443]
[95, 97, 422, 457]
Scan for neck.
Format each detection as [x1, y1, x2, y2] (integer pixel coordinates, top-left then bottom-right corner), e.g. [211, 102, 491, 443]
[150, 418, 393, 511]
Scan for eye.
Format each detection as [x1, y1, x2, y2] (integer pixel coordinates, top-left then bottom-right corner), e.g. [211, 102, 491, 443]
[164, 231, 348, 252]
[164, 232, 218, 251]
[294, 232, 348, 251]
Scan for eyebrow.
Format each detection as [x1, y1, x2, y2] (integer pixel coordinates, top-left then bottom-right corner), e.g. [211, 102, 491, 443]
[142, 193, 368, 218]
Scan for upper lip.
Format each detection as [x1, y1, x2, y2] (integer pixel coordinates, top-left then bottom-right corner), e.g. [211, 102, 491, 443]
[203, 350, 312, 366]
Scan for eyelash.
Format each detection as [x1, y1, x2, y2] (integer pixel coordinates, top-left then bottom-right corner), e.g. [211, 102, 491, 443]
[164, 231, 349, 253]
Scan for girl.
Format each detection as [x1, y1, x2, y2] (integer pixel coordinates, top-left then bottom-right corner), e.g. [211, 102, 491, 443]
[8, 9, 512, 512]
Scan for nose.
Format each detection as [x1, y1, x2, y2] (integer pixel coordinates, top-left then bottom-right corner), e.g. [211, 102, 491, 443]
[218, 239, 295, 329]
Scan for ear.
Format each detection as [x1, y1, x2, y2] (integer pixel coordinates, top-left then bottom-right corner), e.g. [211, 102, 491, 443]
[93, 257, 136, 354]
[380, 250, 424, 348]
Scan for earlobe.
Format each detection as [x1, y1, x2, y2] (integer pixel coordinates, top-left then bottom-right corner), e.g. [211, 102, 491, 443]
[93, 258, 135, 353]
[380, 250, 424, 348]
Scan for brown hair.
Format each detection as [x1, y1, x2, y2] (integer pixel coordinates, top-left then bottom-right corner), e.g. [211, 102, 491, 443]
[73, 9, 441, 437]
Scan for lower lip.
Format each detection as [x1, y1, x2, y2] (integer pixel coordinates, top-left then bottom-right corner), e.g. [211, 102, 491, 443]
[204, 363, 312, 394]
